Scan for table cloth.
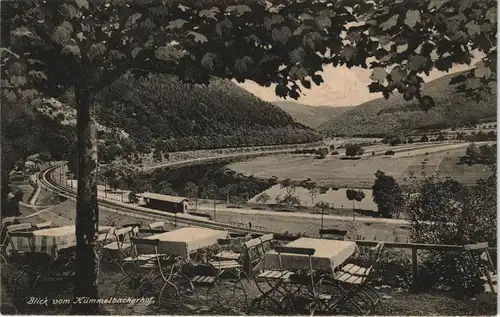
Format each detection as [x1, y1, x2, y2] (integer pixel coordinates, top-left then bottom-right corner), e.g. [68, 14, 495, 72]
[7, 225, 112, 257]
[262, 238, 357, 272]
[144, 227, 229, 258]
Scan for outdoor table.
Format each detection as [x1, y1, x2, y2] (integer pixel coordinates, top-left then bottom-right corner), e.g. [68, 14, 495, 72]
[251, 238, 358, 314]
[144, 227, 229, 258]
[6, 225, 112, 257]
[262, 238, 357, 273]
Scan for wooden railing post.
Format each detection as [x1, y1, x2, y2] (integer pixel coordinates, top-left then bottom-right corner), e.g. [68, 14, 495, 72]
[411, 247, 418, 280]
[243, 246, 252, 277]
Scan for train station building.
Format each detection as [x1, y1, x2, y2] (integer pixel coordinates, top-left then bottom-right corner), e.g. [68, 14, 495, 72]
[137, 192, 190, 214]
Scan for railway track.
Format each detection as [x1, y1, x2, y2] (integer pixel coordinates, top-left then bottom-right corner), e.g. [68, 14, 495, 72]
[38, 164, 270, 235]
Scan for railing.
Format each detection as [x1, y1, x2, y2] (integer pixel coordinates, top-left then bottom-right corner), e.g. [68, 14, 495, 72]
[242, 235, 497, 282]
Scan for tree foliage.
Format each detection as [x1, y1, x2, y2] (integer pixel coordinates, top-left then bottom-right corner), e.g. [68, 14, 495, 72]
[372, 170, 404, 218]
[345, 144, 365, 157]
[405, 169, 496, 296]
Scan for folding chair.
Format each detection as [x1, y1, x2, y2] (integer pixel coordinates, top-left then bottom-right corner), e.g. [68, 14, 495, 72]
[244, 233, 273, 275]
[7, 223, 33, 233]
[34, 222, 52, 230]
[213, 238, 244, 261]
[103, 226, 137, 271]
[148, 221, 166, 235]
[319, 229, 347, 240]
[464, 242, 497, 295]
[322, 242, 385, 315]
[95, 227, 116, 284]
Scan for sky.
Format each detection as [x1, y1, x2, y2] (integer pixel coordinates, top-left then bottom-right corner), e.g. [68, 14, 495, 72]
[236, 56, 483, 108]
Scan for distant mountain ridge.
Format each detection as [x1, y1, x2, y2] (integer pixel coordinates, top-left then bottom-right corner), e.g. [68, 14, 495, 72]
[274, 101, 354, 128]
[318, 71, 497, 136]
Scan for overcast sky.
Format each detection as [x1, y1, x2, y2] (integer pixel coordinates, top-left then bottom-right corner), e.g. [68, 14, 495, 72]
[236, 56, 482, 108]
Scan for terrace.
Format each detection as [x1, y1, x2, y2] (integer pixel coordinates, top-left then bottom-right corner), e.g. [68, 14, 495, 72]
[1, 218, 496, 316]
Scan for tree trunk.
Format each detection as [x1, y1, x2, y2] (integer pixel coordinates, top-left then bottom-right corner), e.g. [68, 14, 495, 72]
[69, 86, 102, 315]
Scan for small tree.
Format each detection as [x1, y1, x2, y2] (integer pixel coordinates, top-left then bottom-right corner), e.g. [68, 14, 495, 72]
[345, 144, 364, 157]
[280, 178, 298, 197]
[465, 142, 479, 164]
[407, 138, 414, 144]
[346, 189, 365, 210]
[372, 170, 404, 218]
[303, 180, 320, 205]
[128, 191, 139, 204]
[256, 192, 270, 204]
[371, 151, 376, 156]
[420, 135, 429, 142]
[436, 133, 446, 142]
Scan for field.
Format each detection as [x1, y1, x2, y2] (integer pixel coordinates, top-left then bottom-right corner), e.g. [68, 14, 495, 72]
[227, 143, 493, 189]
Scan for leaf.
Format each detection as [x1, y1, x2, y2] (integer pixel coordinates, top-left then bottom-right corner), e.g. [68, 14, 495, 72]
[315, 16, 331, 29]
[51, 25, 72, 45]
[272, 26, 292, 44]
[396, 43, 408, 53]
[74, 0, 88, 10]
[215, 19, 233, 36]
[299, 13, 314, 21]
[201, 52, 217, 71]
[465, 21, 481, 36]
[28, 70, 48, 80]
[428, 0, 448, 11]
[408, 55, 426, 71]
[390, 67, 405, 83]
[125, 13, 142, 28]
[293, 24, 311, 36]
[166, 19, 187, 30]
[302, 32, 322, 50]
[109, 50, 126, 61]
[275, 84, 288, 98]
[371, 67, 387, 83]
[155, 46, 185, 61]
[404, 10, 421, 28]
[341, 46, 356, 62]
[380, 14, 399, 31]
[199, 7, 220, 20]
[61, 4, 78, 19]
[311, 74, 323, 85]
[225, 5, 252, 17]
[264, 14, 284, 30]
[10, 76, 27, 87]
[465, 77, 481, 90]
[11, 27, 32, 37]
[89, 43, 106, 61]
[62, 45, 81, 57]
[486, 7, 496, 23]
[258, 54, 279, 66]
[131, 47, 142, 58]
[289, 47, 306, 65]
[235, 56, 254, 74]
[475, 66, 492, 80]
[187, 31, 208, 43]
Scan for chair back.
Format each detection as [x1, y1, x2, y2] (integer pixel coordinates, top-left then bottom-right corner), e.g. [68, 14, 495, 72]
[7, 223, 32, 232]
[463, 242, 497, 294]
[319, 228, 347, 240]
[275, 246, 317, 293]
[35, 222, 52, 230]
[98, 227, 116, 243]
[148, 221, 165, 232]
[8, 231, 35, 253]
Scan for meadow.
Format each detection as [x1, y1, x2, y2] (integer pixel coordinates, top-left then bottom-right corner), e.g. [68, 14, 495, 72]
[227, 143, 492, 189]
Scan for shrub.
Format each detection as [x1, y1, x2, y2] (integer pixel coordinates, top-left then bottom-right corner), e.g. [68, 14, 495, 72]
[331, 150, 339, 155]
[384, 150, 395, 156]
[404, 170, 497, 297]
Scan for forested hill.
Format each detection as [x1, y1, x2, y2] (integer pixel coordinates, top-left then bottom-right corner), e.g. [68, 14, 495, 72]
[318, 72, 497, 136]
[95, 74, 322, 152]
[274, 101, 354, 128]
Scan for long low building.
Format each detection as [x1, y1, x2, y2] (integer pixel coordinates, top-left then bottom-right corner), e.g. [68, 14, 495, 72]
[137, 192, 190, 214]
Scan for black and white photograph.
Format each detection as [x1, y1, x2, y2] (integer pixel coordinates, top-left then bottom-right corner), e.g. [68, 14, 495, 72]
[0, 0, 497, 315]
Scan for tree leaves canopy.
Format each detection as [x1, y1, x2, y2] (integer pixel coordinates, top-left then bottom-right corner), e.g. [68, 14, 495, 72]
[2, 0, 496, 105]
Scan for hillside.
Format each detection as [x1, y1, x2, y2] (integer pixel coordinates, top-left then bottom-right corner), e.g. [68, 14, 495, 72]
[274, 101, 354, 128]
[319, 72, 497, 136]
[94, 74, 321, 154]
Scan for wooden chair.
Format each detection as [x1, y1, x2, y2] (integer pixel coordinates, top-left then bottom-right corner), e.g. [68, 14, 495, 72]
[274, 246, 320, 315]
[243, 233, 274, 276]
[325, 242, 385, 315]
[148, 221, 166, 235]
[319, 229, 347, 241]
[34, 222, 52, 230]
[463, 242, 497, 295]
